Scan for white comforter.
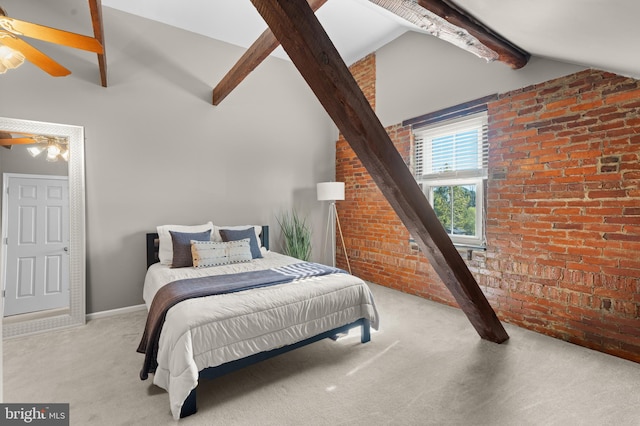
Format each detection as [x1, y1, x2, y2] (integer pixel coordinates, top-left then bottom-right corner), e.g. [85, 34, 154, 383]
[142, 251, 379, 419]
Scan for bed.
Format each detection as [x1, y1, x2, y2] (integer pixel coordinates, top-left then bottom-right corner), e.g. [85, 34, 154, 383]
[138, 224, 379, 419]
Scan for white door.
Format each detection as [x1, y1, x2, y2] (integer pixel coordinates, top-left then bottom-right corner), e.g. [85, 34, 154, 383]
[2, 174, 70, 316]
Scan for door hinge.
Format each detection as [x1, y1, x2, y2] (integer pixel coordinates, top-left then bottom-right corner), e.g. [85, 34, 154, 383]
[3, 237, 7, 245]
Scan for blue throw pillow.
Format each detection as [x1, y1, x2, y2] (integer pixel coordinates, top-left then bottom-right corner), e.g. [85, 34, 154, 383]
[169, 230, 211, 267]
[219, 228, 263, 259]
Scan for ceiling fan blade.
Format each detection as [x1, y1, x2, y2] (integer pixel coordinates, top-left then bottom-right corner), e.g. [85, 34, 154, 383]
[0, 31, 70, 76]
[0, 137, 35, 146]
[0, 16, 103, 54]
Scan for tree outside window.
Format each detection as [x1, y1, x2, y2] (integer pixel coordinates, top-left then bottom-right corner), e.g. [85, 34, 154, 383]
[433, 184, 477, 237]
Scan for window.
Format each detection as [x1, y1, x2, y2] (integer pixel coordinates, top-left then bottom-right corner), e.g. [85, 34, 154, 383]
[413, 112, 488, 247]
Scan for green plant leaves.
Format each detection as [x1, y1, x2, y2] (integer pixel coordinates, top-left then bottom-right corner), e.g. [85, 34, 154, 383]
[277, 210, 312, 261]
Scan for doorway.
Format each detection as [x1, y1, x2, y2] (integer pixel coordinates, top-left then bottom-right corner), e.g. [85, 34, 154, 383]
[2, 173, 70, 317]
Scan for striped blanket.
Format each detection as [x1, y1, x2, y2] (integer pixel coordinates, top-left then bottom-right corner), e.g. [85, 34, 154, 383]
[137, 262, 345, 379]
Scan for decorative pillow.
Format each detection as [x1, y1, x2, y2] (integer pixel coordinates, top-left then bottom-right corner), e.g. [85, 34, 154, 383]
[169, 230, 211, 268]
[191, 239, 252, 268]
[190, 241, 229, 268]
[225, 239, 254, 264]
[157, 222, 213, 265]
[212, 225, 261, 245]
[219, 228, 263, 259]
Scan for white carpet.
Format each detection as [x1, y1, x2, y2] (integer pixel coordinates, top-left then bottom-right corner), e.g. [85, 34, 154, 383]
[5, 283, 640, 425]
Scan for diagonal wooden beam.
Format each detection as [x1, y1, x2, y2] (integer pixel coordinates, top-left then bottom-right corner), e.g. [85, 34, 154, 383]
[415, 0, 529, 69]
[212, 0, 327, 105]
[88, 0, 107, 87]
[250, 0, 508, 343]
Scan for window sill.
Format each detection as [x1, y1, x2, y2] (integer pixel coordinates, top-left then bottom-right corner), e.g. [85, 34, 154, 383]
[454, 243, 486, 260]
[452, 243, 486, 251]
[409, 239, 486, 260]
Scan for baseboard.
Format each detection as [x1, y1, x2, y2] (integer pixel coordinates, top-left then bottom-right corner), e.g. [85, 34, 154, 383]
[86, 304, 146, 321]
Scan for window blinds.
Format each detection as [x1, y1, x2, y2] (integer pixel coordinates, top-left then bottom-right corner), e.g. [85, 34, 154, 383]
[414, 112, 488, 179]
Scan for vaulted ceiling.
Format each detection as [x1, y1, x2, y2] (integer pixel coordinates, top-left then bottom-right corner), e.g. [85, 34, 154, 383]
[102, 0, 640, 79]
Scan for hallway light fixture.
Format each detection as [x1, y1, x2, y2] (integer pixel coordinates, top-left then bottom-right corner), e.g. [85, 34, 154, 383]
[317, 181, 351, 274]
[27, 135, 69, 162]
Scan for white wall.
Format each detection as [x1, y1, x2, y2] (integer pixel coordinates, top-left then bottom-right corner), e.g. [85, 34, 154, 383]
[0, 0, 336, 313]
[376, 31, 586, 127]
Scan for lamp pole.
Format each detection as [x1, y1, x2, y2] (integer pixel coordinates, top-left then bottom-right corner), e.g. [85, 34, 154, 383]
[333, 201, 351, 274]
[317, 182, 351, 274]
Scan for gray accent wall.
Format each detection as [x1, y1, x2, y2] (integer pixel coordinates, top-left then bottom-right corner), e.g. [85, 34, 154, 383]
[0, 148, 68, 177]
[0, 1, 336, 313]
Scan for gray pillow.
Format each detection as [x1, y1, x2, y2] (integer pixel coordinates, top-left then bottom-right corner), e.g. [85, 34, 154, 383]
[169, 230, 211, 267]
[219, 228, 262, 259]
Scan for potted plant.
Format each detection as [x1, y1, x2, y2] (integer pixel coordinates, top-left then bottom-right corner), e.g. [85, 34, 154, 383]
[277, 209, 312, 261]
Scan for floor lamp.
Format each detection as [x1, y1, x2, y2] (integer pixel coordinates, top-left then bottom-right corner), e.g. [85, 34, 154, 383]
[317, 182, 351, 274]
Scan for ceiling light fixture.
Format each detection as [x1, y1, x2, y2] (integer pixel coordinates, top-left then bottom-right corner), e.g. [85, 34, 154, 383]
[0, 41, 25, 74]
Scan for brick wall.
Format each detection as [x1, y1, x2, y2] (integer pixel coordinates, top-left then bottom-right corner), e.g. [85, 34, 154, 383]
[336, 54, 640, 362]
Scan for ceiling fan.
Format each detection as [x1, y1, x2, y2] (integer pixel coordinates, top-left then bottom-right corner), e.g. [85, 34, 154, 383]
[0, 5, 103, 76]
[0, 131, 34, 147]
[0, 131, 69, 162]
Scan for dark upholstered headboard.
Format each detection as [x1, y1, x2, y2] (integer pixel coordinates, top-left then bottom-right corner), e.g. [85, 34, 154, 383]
[146, 225, 269, 269]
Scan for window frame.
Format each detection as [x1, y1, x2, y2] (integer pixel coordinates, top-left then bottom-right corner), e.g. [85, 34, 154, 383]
[420, 176, 485, 247]
[410, 108, 490, 248]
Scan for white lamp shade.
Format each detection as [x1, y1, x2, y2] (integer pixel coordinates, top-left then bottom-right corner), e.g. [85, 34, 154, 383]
[317, 182, 345, 201]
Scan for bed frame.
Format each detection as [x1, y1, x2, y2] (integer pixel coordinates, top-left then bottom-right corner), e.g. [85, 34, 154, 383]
[144, 225, 371, 418]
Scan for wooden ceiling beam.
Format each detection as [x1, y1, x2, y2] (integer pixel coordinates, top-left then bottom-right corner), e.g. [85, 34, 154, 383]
[88, 0, 107, 87]
[415, 0, 529, 69]
[212, 0, 327, 105]
[249, 0, 508, 343]
[367, 0, 528, 69]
